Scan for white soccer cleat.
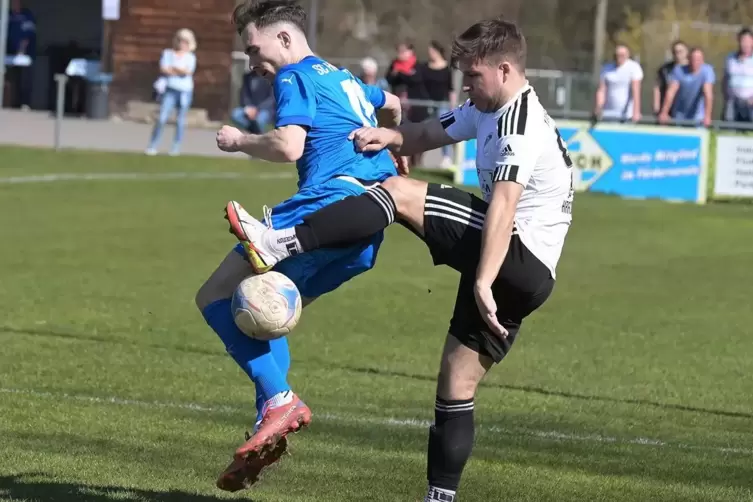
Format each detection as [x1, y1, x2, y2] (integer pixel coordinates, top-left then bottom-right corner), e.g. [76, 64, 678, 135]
[225, 201, 284, 273]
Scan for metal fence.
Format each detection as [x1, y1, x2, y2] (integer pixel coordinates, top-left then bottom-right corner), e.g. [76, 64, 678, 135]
[229, 51, 753, 137]
[229, 52, 595, 116]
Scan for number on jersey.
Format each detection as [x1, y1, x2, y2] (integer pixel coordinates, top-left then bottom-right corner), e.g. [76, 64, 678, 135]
[341, 79, 376, 127]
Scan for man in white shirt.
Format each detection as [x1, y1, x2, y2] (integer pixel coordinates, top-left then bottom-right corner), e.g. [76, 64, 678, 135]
[225, 17, 573, 502]
[594, 44, 644, 122]
[723, 28, 753, 122]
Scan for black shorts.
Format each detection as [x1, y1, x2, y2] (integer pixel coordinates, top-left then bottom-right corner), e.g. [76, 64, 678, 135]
[422, 183, 555, 363]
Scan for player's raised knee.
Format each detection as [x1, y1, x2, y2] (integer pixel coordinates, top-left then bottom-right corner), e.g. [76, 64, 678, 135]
[381, 176, 428, 219]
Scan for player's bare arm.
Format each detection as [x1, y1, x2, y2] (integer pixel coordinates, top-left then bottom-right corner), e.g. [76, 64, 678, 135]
[349, 118, 456, 157]
[474, 180, 523, 338]
[376, 91, 402, 128]
[216, 124, 307, 163]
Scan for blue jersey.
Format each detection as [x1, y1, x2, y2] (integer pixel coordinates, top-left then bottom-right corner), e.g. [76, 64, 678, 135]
[273, 55, 397, 189]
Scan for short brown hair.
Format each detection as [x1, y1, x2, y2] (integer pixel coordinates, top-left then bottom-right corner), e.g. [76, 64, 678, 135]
[451, 18, 526, 70]
[232, 0, 306, 35]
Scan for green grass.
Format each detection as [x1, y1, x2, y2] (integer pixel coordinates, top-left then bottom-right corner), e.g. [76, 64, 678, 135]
[1, 145, 752, 502]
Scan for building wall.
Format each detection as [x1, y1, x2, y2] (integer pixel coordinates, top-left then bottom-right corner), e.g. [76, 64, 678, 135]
[110, 0, 237, 120]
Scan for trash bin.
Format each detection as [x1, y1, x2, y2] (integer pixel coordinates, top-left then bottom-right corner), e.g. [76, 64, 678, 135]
[85, 73, 113, 120]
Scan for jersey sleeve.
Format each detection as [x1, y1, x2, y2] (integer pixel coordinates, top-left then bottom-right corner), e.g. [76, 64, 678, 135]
[356, 78, 386, 109]
[492, 132, 538, 187]
[274, 69, 316, 128]
[440, 99, 477, 141]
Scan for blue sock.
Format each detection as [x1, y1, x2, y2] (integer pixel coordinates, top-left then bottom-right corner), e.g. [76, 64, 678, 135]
[254, 337, 291, 423]
[270, 336, 291, 376]
[202, 299, 291, 405]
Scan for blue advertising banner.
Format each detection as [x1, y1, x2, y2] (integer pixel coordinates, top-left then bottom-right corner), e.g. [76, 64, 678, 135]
[454, 121, 709, 204]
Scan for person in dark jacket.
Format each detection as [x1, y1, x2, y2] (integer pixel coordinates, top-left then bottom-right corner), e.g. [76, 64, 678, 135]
[230, 71, 275, 134]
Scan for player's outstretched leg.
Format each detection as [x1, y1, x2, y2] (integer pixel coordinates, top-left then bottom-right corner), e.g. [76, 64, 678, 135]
[225, 176, 428, 273]
[425, 334, 493, 502]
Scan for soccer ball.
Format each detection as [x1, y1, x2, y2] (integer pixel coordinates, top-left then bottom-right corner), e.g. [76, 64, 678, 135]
[232, 272, 302, 340]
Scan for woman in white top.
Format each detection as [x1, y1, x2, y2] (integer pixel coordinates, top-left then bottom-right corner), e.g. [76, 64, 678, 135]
[594, 44, 644, 123]
[146, 29, 197, 156]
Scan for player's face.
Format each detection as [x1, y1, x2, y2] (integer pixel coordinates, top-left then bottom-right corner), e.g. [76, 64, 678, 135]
[457, 59, 502, 112]
[242, 23, 286, 81]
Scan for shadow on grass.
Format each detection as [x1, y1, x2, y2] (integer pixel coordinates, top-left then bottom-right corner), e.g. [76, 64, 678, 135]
[330, 362, 753, 420]
[0, 473, 243, 502]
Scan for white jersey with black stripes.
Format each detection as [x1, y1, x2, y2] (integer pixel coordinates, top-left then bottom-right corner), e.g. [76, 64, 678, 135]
[439, 83, 574, 277]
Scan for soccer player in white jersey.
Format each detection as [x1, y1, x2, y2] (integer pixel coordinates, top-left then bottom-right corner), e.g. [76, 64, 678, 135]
[225, 18, 573, 502]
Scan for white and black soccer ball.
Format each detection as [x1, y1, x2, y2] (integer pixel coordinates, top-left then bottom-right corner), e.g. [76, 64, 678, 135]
[231, 272, 302, 340]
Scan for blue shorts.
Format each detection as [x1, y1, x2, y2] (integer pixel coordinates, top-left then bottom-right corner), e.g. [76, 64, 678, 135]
[233, 177, 383, 299]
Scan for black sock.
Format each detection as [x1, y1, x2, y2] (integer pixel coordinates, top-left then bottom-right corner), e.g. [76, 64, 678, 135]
[426, 397, 475, 500]
[294, 185, 397, 251]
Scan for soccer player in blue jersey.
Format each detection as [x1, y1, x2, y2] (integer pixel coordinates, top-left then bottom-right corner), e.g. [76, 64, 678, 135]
[194, 0, 402, 492]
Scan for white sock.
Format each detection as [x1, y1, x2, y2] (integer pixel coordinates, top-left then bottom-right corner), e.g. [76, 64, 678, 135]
[425, 486, 455, 502]
[266, 390, 294, 409]
[264, 228, 302, 259]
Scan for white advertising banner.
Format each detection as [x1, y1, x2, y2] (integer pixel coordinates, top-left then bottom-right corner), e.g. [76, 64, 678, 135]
[714, 135, 753, 198]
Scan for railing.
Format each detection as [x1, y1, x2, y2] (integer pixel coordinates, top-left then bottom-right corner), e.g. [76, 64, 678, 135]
[229, 51, 753, 131]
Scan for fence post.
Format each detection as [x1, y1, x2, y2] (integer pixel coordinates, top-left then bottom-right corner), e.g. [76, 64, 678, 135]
[54, 74, 68, 151]
[0, 0, 8, 108]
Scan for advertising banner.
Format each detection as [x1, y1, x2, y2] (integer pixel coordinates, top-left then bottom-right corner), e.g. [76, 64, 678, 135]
[455, 120, 708, 204]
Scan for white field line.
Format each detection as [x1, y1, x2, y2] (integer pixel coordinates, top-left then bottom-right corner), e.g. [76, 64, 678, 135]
[1, 387, 751, 456]
[0, 171, 295, 184]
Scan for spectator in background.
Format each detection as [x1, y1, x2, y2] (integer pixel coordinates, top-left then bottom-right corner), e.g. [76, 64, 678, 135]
[386, 41, 417, 101]
[659, 47, 715, 127]
[654, 40, 688, 117]
[415, 40, 456, 168]
[146, 29, 197, 156]
[358, 57, 389, 91]
[230, 70, 275, 134]
[593, 44, 643, 123]
[6, 0, 36, 110]
[723, 28, 753, 122]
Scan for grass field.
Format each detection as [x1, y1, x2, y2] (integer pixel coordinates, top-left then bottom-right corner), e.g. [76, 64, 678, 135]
[1, 145, 753, 502]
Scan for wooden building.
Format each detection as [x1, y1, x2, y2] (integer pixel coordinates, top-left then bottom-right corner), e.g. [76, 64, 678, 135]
[110, 0, 238, 120]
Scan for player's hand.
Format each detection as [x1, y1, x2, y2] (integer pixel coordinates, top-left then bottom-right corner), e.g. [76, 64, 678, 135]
[473, 282, 508, 339]
[216, 125, 244, 152]
[348, 127, 397, 153]
[389, 151, 410, 176]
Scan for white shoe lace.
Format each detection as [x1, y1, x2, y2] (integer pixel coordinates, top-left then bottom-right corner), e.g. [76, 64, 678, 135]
[262, 205, 273, 229]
